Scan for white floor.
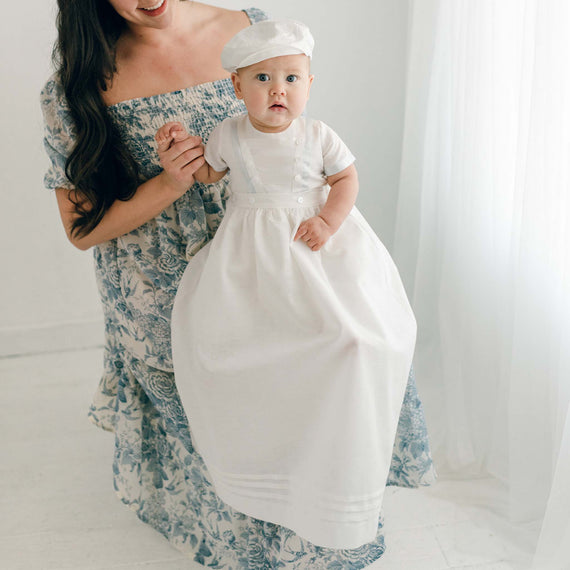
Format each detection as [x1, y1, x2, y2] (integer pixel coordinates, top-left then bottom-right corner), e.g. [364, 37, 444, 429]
[0, 348, 539, 570]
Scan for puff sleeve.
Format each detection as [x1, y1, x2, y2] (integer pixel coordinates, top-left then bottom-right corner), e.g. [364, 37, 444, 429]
[204, 119, 229, 173]
[40, 75, 76, 191]
[319, 121, 356, 177]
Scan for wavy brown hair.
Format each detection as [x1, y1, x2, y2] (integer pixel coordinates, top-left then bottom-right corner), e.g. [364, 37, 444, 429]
[53, 0, 140, 238]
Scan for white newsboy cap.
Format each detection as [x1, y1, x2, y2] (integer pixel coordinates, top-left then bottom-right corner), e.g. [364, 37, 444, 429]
[221, 19, 314, 73]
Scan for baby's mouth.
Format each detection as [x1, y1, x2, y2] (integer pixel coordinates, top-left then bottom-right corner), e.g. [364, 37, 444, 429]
[270, 103, 287, 110]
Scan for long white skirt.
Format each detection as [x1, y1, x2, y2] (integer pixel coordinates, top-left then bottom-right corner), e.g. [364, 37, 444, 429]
[171, 188, 417, 549]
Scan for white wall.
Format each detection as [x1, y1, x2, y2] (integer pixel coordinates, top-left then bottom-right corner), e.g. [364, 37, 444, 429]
[0, 0, 409, 357]
[0, 2, 104, 357]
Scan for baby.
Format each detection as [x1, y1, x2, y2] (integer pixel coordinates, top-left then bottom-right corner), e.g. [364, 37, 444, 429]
[156, 20, 357, 252]
[163, 20, 417, 551]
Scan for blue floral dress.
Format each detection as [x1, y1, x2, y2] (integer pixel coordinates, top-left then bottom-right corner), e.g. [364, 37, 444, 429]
[40, 7, 437, 568]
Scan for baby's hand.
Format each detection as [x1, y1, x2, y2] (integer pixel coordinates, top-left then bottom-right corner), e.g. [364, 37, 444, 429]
[156, 121, 190, 150]
[155, 121, 205, 195]
[294, 216, 334, 251]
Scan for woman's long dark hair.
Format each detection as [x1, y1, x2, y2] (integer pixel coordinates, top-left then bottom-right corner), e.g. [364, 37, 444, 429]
[54, 0, 140, 238]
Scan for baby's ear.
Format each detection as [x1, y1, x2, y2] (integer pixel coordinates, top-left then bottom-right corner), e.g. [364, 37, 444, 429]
[306, 74, 315, 99]
[231, 72, 243, 99]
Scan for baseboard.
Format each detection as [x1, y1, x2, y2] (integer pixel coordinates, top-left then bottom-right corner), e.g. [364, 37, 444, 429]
[0, 319, 105, 358]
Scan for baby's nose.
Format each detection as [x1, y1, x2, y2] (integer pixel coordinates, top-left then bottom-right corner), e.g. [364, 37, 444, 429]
[270, 82, 286, 95]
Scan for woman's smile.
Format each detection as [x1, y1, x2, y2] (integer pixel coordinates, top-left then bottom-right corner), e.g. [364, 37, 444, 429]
[138, 0, 168, 16]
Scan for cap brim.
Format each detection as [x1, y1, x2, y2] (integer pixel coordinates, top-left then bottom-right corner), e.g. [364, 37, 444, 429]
[222, 46, 308, 73]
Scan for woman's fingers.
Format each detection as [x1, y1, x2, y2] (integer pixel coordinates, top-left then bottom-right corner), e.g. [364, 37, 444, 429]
[157, 136, 204, 192]
[169, 145, 202, 170]
[155, 123, 203, 194]
[162, 136, 202, 164]
[182, 154, 206, 174]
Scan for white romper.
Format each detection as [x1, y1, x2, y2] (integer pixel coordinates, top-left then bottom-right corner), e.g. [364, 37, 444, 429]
[171, 113, 417, 549]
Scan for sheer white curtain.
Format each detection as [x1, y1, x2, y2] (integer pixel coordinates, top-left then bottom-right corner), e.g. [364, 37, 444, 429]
[394, 0, 570, 566]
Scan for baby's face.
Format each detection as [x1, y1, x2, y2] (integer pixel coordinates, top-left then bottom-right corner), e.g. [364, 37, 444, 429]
[231, 54, 314, 133]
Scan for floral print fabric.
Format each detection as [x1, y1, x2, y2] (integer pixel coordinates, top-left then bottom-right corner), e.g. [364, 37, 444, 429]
[40, 7, 437, 567]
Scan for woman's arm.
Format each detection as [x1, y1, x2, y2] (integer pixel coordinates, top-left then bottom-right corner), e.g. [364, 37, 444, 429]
[58, 135, 205, 250]
[57, 173, 188, 250]
[294, 164, 359, 251]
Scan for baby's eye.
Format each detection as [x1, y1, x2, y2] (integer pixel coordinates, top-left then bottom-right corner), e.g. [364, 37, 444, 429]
[286, 75, 298, 83]
[256, 73, 270, 82]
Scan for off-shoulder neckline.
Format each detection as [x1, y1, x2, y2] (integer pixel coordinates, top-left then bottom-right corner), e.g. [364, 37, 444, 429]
[106, 77, 234, 110]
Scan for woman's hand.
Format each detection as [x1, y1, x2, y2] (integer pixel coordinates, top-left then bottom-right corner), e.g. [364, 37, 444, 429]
[155, 121, 205, 195]
[294, 216, 334, 251]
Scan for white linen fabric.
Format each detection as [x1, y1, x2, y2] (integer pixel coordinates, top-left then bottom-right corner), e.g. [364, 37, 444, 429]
[220, 19, 314, 73]
[172, 114, 417, 549]
[205, 116, 355, 191]
[395, 0, 570, 566]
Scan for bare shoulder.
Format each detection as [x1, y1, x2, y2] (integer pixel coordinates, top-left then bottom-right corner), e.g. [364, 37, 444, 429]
[195, 3, 252, 40]
[101, 2, 254, 106]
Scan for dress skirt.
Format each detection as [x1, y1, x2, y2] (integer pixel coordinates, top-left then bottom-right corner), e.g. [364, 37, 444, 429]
[171, 187, 419, 549]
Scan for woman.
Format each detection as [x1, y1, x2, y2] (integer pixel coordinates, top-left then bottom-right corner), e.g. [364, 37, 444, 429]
[41, 1, 437, 566]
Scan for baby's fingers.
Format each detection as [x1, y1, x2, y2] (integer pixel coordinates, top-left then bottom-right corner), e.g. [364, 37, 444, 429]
[156, 121, 186, 152]
[170, 125, 188, 140]
[156, 133, 173, 153]
[157, 121, 183, 136]
[294, 223, 308, 241]
[156, 123, 177, 152]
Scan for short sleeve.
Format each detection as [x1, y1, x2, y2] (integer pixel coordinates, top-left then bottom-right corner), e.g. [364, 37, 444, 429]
[204, 120, 229, 173]
[319, 121, 356, 177]
[40, 75, 76, 191]
[244, 7, 270, 24]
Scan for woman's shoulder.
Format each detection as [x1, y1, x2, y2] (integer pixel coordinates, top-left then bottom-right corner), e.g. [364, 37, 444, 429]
[243, 6, 270, 23]
[40, 73, 64, 108]
[204, 5, 269, 34]
[40, 72, 72, 121]
[40, 72, 75, 138]
[207, 5, 269, 22]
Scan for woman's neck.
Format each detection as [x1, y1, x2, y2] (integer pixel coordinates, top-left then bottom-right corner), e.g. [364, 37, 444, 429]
[102, 3, 250, 106]
[118, 1, 207, 52]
